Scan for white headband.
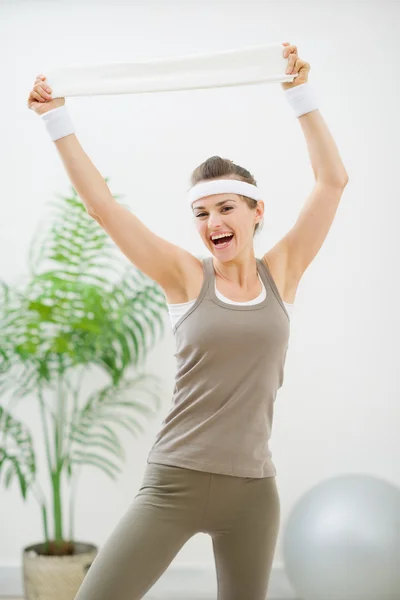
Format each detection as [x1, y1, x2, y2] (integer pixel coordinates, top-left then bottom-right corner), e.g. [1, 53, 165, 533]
[188, 179, 262, 206]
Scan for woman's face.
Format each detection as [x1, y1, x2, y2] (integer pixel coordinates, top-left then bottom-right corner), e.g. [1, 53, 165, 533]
[192, 193, 264, 259]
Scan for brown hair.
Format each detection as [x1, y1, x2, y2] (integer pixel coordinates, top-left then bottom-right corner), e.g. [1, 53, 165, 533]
[190, 156, 264, 235]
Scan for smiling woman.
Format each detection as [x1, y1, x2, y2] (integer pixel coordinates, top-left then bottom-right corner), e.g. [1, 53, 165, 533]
[191, 155, 265, 236]
[26, 39, 349, 600]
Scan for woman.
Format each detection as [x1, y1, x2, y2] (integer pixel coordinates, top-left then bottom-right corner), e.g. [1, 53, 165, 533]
[27, 43, 349, 600]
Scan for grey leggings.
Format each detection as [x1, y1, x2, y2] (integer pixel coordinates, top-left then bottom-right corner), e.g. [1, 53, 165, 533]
[75, 462, 280, 600]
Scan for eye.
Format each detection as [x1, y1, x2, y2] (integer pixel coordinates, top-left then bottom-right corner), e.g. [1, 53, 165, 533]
[195, 206, 233, 218]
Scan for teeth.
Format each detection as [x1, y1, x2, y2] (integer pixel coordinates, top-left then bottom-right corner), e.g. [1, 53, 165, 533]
[211, 233, 233, 240]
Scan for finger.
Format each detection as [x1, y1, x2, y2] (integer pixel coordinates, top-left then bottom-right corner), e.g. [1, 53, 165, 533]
[295, 59, 307, 72]
[34, 75, 46, 86]
[286, 54, 298, 74]
[291, 58, 300, 75]
[283, 45, 298, 58]
[30, 91, 45, 103]
[34, 75, 52, 95]
[35, 81, 52, 95]
[33, 83, 52, 100]
[32, 88, 47, 102]
[289, 59, 307, 76]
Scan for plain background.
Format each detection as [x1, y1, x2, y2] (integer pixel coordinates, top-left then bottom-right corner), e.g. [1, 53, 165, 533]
[1, 0, 399, 590]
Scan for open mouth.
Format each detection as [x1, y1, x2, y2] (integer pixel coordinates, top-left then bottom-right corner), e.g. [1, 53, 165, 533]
[211, 234, 234, 249]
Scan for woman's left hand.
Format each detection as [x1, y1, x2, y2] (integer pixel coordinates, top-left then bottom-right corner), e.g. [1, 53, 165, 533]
[280, 42, 311, 90]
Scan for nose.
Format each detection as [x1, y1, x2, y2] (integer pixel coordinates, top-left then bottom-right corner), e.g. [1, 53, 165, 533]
[208, 212, 223, 228]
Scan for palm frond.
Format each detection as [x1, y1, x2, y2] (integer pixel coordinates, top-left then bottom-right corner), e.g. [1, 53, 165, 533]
[0, 406, 36, 498]
[68, 374, 162, 480]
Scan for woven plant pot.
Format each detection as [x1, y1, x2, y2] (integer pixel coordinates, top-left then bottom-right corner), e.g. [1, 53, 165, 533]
[23, 542, 97, 600]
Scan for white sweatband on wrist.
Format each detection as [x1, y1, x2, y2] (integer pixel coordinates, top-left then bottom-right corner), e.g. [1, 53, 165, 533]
[40, 105, 75, 141]
[187, 179, 262, 207]
[284, 82, 319, 118]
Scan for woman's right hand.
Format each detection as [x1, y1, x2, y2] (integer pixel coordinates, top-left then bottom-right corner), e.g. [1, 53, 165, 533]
[27, 74, 65, 115]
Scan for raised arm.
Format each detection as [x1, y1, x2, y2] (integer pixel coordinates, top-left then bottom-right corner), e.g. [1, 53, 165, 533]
[264, 44, 349, 304]
[27, 75, 196, 295]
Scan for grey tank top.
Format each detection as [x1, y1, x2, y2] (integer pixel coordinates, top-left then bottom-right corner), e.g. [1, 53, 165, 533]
[147, 256, 291, 478]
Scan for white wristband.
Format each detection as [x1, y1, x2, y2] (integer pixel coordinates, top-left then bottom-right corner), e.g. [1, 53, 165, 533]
[284, 82, 319, 118]
[40, 105, 75, 141]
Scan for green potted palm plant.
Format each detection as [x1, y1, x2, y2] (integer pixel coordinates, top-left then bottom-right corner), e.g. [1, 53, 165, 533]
[0, 185, 167, 600]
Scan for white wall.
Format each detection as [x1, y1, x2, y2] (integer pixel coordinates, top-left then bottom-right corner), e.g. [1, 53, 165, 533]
[1, 0, 399, 590]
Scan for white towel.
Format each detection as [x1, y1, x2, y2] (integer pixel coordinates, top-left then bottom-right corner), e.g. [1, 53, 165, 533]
[44, 42, 297, 98]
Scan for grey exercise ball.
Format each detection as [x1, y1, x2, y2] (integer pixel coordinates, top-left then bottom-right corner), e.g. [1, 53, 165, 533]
[282, 474, 400, 600]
